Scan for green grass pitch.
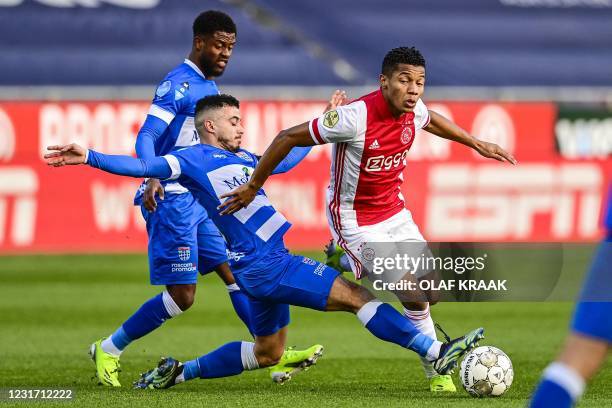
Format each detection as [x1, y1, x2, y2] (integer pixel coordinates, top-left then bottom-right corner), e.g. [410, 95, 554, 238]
[1, 252, 610, 407]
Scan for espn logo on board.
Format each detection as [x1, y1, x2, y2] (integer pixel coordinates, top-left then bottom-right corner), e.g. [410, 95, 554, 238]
[426, 163, 604, 240]
[0, 167, 38, 246]
[0, 108, 15, 162]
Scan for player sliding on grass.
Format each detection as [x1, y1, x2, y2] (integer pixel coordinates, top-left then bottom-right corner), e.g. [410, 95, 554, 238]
[87, 10, 340, 387]
[86, 10, 257, 388]
[45, 94, 484, 389]
[218, 46, 516, 393]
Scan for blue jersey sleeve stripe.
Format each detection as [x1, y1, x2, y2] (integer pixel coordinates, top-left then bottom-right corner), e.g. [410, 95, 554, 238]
[148, 104, 175, 125]
[255, 212, 289, 241]
[162, 155, 181, 180]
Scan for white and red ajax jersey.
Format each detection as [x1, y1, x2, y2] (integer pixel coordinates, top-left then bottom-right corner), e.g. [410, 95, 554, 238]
[309, 89, 430, 228]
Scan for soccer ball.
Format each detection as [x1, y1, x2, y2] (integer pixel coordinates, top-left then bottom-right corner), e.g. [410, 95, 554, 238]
[460, 346, 514, 397]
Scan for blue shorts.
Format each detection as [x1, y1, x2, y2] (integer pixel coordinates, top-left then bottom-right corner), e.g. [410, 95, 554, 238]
[141, 193, 228, 286]
[571, 240, 612, 342]
[235, 249, 340, 337]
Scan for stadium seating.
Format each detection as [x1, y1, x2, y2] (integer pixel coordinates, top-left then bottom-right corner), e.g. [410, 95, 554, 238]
[1, 0, 611, 86]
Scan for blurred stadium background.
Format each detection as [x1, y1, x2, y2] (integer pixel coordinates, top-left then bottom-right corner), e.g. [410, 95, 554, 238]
[0, 0, 610, 252]
[0, 1, 610, 406]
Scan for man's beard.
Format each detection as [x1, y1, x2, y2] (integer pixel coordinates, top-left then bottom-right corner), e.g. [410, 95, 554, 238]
[200, 55, 225, 78]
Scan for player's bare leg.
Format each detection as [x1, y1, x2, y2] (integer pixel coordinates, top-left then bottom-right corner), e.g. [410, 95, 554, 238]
[530, 333, 609, 407]
[254, 327, 287, 367]
[165, 284, 196, 310]
[558, 334, 609, 380]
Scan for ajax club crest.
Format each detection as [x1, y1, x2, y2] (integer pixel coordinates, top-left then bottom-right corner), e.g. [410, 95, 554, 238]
[401, 125, 413, 145]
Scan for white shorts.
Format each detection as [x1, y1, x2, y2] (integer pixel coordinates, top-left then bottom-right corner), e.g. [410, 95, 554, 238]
[327, 208, 427, 280]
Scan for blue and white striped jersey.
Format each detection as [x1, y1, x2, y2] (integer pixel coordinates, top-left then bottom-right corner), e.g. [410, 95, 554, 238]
[165, 144, 291, 271]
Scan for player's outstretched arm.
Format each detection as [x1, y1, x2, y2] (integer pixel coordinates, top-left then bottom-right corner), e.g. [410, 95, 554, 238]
[218, 122, 314, 215]
[218, 90, 348, 215]
[44, 144, 173, 179]
[269, 90, 348, 175]
[425, 110, 517, 164]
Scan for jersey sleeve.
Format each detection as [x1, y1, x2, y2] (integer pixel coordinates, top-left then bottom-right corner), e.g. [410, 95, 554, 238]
[272, 146, 312, 174]
[135, 114, 169, 160]
[163, 146, 204, 181]
[414, 99, 431, 130]
[147, 78, 186, 125]
[86, 150, 172, 179]
[308, 101, 366, 144]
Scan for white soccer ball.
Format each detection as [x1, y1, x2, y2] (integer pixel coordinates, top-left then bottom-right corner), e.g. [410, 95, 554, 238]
[460, 346, 514, 397]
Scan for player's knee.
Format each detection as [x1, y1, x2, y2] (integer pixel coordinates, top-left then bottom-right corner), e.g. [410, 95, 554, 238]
[166, 284, 196, 311]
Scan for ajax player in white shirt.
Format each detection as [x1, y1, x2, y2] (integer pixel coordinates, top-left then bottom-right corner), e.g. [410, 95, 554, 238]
[220, 46, 516, 392]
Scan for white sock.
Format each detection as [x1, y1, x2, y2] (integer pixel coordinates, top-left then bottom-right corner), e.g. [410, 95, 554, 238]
[162, 290, 184, 317]
[240, 341, 259, 371]
[404, 304, 438, 378]
[357, 301, 383, 326]
[543, 362, 586, 401]
[175, 365, 186, 384]
[425, 341, 443, 362]
[100, 336, 122, 357]
[226, 283, 240, 292]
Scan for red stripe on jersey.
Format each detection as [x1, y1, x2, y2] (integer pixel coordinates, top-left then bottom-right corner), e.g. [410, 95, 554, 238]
[310, 118, 325, 144]
[329, 143, 363, 278]
[332, 144, 346, 230]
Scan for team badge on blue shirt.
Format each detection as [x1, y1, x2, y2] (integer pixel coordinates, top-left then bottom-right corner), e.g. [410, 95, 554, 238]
[155, 80, 171, 98]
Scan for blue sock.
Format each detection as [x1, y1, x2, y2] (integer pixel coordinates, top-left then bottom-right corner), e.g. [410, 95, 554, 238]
[110, 292, 179, 351]
[182, 341, 258, 380]
[227, 285, 254, 336]
[530, 380, 573, 408]
[358, 301, 435, 357]
[182, 359, 201, 381]
[109, 327, 132, 350]
[530, 362, 584, 408]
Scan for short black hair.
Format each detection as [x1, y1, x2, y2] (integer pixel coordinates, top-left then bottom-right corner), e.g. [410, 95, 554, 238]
[196, 94, 240, 115]
[381, 47, 426, 76]
[193, 10, 236, 37]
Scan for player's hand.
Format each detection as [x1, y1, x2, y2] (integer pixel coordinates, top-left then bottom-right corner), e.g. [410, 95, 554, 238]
[217, 182, 258, 215]
[44, 144, 88, 166]
[474, 140, 518, 165]
[143, 178, 164, 212]
[324, 89, 348, 113]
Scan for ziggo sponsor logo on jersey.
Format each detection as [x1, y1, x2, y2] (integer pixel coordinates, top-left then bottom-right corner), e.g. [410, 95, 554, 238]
[364, 149, 409, 172]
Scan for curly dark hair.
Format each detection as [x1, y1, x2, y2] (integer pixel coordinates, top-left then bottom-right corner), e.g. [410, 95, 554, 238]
[193, 10, 236, 37]
[381, 46, 426, 76]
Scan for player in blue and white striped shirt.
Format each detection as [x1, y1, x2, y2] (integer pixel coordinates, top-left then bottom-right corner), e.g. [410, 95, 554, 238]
[83, 11, 254, 388]
[45, 94, 484, 389]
